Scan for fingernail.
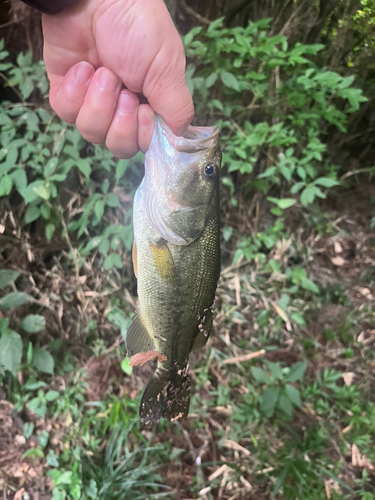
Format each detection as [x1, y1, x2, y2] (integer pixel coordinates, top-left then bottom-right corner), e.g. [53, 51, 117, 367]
[139, 106, 153, 129]
[98, 68, 119, 91]
[75, 62, 93, 83]
[118, 91, 138, 114]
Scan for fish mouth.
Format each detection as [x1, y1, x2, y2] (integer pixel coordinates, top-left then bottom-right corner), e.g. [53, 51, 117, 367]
[155, 115, 219, 154]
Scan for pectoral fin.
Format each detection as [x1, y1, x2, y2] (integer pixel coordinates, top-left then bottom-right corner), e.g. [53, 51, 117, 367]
[125, 308, 155, 357]
[149, 239, 175, 281]
[132, 240, 138, 279]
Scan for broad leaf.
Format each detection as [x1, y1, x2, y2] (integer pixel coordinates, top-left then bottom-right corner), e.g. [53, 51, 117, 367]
[0, 329, 22, 375]
[0, 270, 20, 289]
[21, 314, 46, 333]
[32, 347, 54, 375]
[1, 292, 30, 309]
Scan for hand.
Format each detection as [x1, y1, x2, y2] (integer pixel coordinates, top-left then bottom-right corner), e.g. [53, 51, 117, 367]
[41, 0, 194, 158]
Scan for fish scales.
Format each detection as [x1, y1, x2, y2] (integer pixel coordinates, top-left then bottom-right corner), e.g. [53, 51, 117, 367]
[126, 116, 221, 425]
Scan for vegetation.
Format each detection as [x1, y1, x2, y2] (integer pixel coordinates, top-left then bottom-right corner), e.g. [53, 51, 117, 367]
[0, 3, 374, 500]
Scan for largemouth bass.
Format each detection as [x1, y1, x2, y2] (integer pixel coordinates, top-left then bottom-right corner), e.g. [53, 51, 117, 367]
[126, 115, 221, 426]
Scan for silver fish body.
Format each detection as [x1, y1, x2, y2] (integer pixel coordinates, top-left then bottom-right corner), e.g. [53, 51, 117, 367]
[126, 116, 221, 425]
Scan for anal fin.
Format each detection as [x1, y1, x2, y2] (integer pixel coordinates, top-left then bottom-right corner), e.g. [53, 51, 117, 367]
[125, 308, 155, 357]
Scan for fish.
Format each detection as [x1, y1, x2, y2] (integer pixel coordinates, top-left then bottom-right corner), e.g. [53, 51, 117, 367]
[125, 115, 221, 426]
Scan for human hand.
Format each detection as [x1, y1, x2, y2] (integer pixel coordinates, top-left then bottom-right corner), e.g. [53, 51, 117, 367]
[41, 0, 194, 158]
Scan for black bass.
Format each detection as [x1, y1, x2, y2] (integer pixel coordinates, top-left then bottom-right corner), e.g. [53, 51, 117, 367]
[126, 115, 221, 426]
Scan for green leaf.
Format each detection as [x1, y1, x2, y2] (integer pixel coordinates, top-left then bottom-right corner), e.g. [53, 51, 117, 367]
[115, 159, 129, 183]
[285, 384, 301, 407]
[104, 253, 122, 270]
[95, 200, 105, 220]
[220, 71, 240, 92]
[38, 430, 49, 448]
[268, 197, 296, 209]
[277, 394, 293, 415]
[32, 183, 50, 200]
[0, 270, 20, 289]
[265, 361, 283, 380]
[313, 177, 339, 188]
[206, 73, 218, 88]
[21, 314, 46, 333]
[121, 357, 132, 375]
[301, 277, 320, 294]
[10, 169, 27, 191]
[222, 226, 233, 242]
[45, 223, 55, 242]
[77, 159, 91, 179]
[41, 204, 51, 219]
[260, 388, 279, 416]
[99, 238, 110, 255]
[32, 347, 54, 375]
[24, 422, 34, 439]
[251, 366, 267, 383]
[106, 193, 120, 208]
[0, 330, 22, 375]
[25, 205, 41, 224]
[45, 390, 59, 402]
[56, 471, 73, 485]
[1, 292, 30, 309]
[300, 186, 315, 206]
[0, 174, 12, 196]
[286, 361, 307, 382]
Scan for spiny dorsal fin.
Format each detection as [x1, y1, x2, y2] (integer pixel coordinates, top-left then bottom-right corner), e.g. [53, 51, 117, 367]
[149, 239, 175, 281]
[125, 308, 155, 357]
[132, 240, 138, 279]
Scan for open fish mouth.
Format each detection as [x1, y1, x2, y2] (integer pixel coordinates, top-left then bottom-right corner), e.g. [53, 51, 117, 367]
[155, 115, 219, 153]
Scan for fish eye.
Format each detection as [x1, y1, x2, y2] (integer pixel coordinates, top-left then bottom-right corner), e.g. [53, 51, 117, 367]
[203, 163, 217, 179]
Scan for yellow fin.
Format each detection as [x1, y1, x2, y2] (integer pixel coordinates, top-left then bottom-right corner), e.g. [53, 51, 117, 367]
[132, 240, 138, 279]
[149, 239, 175, 281]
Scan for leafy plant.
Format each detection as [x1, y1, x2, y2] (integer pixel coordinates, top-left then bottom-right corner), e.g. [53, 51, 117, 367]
[251, 360, 307, 418]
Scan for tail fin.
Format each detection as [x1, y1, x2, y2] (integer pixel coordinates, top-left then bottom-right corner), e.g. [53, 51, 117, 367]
[140, 365, 191, 426]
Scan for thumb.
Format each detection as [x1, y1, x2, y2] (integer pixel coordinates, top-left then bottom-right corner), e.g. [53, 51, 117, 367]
[143, 42, 194, 137]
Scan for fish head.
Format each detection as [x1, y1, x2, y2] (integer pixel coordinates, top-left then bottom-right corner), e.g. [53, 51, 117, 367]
[144, 116, 221, 245]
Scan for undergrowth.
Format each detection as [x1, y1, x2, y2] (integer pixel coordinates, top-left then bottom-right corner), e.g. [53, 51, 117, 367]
[0, 17, 374, 500]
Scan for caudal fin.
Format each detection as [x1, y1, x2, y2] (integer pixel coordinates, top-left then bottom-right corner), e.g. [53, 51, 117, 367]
[140, 366, 191, 426]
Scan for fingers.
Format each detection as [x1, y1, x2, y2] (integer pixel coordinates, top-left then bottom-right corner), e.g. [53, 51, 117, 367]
[75, 67, 122, 144]
[49, 61, 95, 124]
[49, 64, 154, 157]
[105, 90, 140, 159]
[137, 104, 154, 154]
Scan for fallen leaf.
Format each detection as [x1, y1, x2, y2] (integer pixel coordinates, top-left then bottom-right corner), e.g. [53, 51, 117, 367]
[324, 478, 340, 499]
[342, 372, 355, 387]
[352, 444, 375, 470]
[330, 256, 346, 266]
[14, 488, 25, 500]
[130, 351, 167, 367]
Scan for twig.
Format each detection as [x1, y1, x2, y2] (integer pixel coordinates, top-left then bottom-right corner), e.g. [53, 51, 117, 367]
[180, 425, 211, 500]
[0, 72, 25, 103]
[222, 349, 266, 365]
[180, 0, 211, 26]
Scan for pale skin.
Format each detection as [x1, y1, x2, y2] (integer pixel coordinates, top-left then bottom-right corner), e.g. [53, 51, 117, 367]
[41, 0, 194, 158]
